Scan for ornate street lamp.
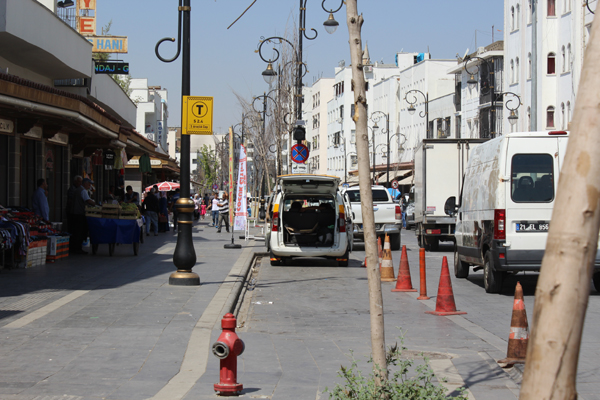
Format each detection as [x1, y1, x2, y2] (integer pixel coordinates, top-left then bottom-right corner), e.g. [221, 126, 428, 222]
[155, 0, 199, 285]
[371, 111, 390, 186]
[405, 89, 429, 139]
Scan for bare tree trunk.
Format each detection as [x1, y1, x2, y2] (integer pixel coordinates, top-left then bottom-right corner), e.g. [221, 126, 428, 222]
[519, 14, 600, 400]
[346, 0, 387, 379]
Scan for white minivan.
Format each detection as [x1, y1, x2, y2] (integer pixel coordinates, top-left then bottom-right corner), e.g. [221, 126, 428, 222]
[266, 174, 353, 266]
[447, 131, 600, 293]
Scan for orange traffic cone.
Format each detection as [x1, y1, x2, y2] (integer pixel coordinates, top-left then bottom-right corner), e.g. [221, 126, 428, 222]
[380, 236, 396, 282]
[425, 256, 466, 316]
[361, 256, 367, 268]
[498, 282, 529, 366]
[392, 245, 417, 292]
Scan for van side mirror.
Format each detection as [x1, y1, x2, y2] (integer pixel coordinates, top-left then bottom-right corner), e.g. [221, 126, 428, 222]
[444, 196, 457, 216]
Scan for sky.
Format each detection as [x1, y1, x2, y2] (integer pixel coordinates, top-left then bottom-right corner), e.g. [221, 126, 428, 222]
[95, 0, 504, 134]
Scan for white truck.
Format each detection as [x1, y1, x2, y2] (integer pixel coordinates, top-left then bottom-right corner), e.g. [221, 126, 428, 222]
[343, 185, 402, 250]
[414, 138, 488, 251]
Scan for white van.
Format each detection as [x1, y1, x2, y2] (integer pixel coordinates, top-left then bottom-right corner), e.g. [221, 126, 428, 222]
[446, 131, 600, 293]
[266, 175, 353, 266]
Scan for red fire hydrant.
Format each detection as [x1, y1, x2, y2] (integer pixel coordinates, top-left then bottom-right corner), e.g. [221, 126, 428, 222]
[213, 313, 245, 396]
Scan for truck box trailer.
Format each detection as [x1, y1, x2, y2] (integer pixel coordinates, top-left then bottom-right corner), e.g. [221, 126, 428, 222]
[414, 138, 488, 250]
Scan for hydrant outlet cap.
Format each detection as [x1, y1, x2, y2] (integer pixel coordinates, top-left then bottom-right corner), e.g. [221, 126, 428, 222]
[221, 313, 237, 329]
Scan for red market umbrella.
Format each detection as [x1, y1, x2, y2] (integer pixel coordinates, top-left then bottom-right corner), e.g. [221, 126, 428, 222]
[145, 182, 180, 192]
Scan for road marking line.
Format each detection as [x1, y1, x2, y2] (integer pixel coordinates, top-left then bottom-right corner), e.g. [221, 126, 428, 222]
[2, 290, 89, 329]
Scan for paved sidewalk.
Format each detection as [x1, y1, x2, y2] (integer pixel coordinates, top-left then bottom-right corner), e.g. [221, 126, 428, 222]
[0, 220, 262, 400]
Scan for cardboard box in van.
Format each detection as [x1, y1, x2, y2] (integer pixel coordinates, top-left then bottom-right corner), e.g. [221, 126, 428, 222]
[447, 131, 600, 293]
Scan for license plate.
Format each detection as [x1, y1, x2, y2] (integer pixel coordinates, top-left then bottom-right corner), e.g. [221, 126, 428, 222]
[515, 222, 549, 232]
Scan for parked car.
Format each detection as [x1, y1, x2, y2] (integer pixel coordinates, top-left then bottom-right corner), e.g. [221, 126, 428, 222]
[343, 185, 402, 250]
[448, 130, 600, 293]
[266, 175, 353, 266]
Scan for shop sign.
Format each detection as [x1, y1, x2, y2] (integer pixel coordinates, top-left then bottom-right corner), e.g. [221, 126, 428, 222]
[127, 158, 162, 166]
[94, 62, 129, 75]
[0, 118, 14, 133]
[87, 36, 129, 53]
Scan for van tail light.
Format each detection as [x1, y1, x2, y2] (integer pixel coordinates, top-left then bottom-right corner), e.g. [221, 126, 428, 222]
[494, 209, 506, 240]
[272, 211, 279, 232]
[548, 130, 568, 135]
[395, 205, 401, 220]
[338, 205, 346, 233]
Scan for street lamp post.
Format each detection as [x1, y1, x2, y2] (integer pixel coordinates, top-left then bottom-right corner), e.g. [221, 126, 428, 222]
[155, 0, 199, 286]
[405, 89, 429, 139]
[371, 111, 390, 186]
[463, 55, 522, 135]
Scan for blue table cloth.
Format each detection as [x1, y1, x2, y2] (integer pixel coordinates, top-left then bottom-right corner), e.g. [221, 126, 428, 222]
[87, 218, 141, 244]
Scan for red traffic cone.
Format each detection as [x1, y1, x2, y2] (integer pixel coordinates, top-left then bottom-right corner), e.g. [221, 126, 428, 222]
[361, 256, 367, 268]
[392, 245, 417, 292]
[498, 282, 529, 366]
[425, 256, 466, 316]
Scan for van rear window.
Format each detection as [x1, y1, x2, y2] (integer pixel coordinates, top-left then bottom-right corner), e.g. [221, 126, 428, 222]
[511, 154, 554, 202]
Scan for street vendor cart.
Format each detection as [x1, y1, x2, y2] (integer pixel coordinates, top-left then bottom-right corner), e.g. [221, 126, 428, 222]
[86, 204, 143, 256]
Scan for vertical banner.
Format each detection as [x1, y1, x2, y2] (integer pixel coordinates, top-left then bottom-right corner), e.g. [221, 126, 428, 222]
[234, 145, 247, 231]
[228, 128, 234, 227]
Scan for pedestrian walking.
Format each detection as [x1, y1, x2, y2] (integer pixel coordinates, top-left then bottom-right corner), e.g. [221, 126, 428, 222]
[170, 188, 181, 230]
[217, 193, 230, 233]
[200, 200, 207, 220]
[32, 178, 50, 221]
[158, 191, 169, 232]
[211, 195, 219, 227]
[143, 186, 160, 236]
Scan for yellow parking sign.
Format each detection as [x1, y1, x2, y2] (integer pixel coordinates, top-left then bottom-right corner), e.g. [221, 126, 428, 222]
[182, 96, 213, 135]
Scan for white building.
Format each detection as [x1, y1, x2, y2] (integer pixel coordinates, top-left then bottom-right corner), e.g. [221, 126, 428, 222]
[306, 77, 333, 175]
[503, 0, 588, 133]
[129, 78, 169, 154]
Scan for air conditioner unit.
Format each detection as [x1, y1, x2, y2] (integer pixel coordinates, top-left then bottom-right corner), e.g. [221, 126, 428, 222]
[365, 66, 373, 73]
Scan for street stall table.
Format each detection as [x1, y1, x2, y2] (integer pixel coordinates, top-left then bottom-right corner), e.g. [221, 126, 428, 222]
[87, 217, 143, 256]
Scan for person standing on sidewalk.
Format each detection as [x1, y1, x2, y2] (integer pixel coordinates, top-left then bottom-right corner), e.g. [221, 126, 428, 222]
[32, 178, 50, 221]
[170, 188, 181, 231]
[211, 195, 219, 227]
[143, 186, 159, 236]
[216, 193, 230, 233]
[71, 178, 96, 254]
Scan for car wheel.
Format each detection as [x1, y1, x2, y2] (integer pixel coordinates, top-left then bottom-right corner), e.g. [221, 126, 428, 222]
[483, 251, 503, 293]
[390, 233, 401, 251]
[454, 245, 469, 278]
[593, 272, 600, 292]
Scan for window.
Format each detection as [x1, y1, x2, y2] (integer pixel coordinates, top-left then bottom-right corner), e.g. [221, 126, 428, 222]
[567, 44, 571, 71]
[456, 115, 462, 138]
[510, 59, 515, 83]
[547, 53, 556, 74]
[511, 6, 515, 31]
[567, 101, 571, 126]
[515, 57, 520, 83]
[516, 4, 521, 29]
[548, 0, 556, 16]
[561, 103, 565, 129]
[561, 46, 566, 73]
[528, 53, 532, 79]
[350, 129, 356, 144]
[511, 154, 555, 202]
[339, 105, 344, 120]
[528, 0, 533, 23]
[547, 106, 555, 128]
[527, 107, 531, 131]
[350, 154, 357, 167]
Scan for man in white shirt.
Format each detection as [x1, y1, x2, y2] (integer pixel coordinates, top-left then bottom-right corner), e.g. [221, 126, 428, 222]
[211, 195, 219, 227]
